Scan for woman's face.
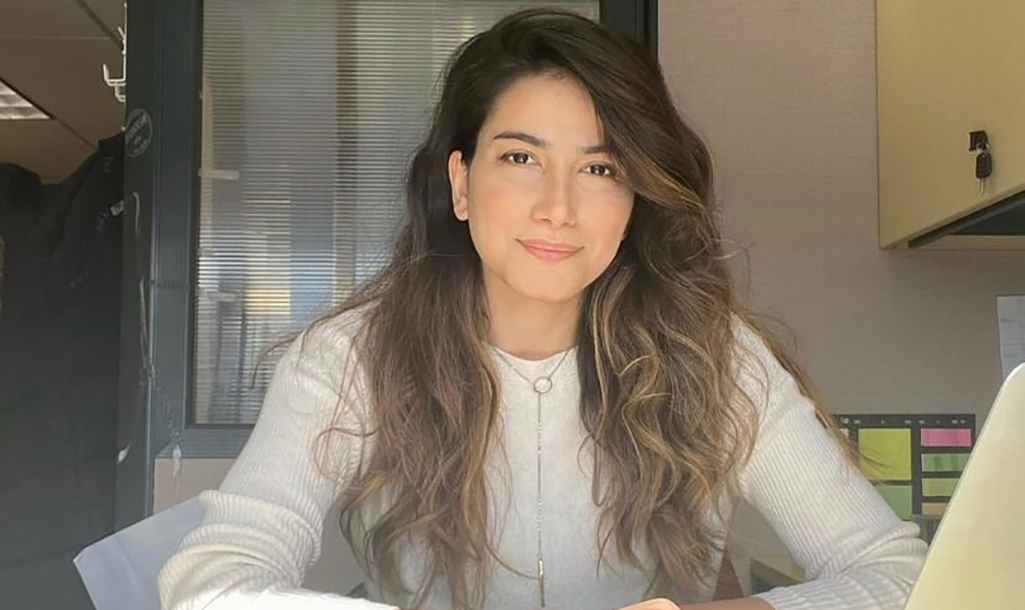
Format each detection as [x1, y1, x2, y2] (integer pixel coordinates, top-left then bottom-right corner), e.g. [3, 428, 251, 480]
[447, 74, 634, 307]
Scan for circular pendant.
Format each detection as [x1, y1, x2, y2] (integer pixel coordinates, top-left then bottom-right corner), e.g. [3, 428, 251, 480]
[533, 377, 553, 394]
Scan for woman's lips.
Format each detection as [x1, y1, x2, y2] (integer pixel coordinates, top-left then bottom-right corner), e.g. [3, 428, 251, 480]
[518, 239, 581, 261]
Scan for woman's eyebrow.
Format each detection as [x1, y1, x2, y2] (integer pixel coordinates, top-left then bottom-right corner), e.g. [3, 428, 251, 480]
[492, 130, 609, 155]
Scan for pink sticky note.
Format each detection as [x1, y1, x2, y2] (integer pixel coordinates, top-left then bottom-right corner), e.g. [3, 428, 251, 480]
[921, 428, 972, 447]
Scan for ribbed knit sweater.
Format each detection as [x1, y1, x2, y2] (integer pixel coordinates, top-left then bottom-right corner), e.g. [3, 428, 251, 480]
[158, 311, 926, 610]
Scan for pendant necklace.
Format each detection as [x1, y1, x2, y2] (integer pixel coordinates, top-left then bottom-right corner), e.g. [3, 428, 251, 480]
[493, 346, 572, 608]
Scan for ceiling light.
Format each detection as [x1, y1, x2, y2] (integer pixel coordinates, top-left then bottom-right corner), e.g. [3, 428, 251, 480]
[0, 79, 49, 120]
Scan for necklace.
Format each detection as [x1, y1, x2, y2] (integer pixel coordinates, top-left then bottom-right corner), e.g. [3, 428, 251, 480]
[492, 346, 572, 609]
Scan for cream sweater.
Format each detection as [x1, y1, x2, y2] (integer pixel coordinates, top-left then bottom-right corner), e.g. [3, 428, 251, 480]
[158, 311, 926, 610]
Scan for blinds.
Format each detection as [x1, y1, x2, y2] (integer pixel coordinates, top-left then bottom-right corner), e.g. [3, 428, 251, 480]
[195, 0, 600, 424]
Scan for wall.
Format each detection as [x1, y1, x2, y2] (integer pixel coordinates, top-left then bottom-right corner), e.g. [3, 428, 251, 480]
[659, 0, 1025, 420]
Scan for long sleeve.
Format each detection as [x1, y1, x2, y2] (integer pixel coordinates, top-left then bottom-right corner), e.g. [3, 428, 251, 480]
[158, 315, 396, 610]
[733, 321, 927, 610]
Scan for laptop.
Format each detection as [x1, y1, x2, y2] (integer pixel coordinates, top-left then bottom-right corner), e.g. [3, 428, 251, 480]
[904, 363, 1025, 610]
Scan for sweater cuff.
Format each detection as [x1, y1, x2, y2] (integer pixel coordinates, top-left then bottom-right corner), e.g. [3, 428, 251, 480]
[250, 587, 401, 610]
[752, 573, 907, 610]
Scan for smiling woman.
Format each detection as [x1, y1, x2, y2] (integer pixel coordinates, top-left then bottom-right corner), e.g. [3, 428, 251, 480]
[158, 8, 926, 610]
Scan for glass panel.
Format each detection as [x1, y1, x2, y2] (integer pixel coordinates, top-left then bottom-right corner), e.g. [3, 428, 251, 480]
[195, 0, 600, 424]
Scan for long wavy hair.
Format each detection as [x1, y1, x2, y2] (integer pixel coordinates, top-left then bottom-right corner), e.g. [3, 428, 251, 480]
[300, 8, 852, 610]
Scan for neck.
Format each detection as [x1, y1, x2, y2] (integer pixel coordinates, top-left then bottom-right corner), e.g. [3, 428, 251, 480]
[484, 275, 580, 361]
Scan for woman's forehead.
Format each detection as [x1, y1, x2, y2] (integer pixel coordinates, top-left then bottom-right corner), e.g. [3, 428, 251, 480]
[481, 75, 603, 148]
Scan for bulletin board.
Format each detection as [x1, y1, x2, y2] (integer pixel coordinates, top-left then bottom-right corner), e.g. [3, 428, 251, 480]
[836, 414, 975, 520]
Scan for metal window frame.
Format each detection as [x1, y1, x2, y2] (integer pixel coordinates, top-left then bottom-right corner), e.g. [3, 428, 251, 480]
[116, 0, 658, 526]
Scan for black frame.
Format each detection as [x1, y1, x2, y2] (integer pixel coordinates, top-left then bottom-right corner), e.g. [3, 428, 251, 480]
[116, 0, 203, 529]
[117, 0, 658, 526]
[599, 0, 658, 57]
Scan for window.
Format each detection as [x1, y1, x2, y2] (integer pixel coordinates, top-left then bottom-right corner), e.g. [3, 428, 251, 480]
[194, 0, 600, 425]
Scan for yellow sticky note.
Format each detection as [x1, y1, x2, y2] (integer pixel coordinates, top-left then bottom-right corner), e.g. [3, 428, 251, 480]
[859, 428, 912, 481]
[922, 477, 959, 497]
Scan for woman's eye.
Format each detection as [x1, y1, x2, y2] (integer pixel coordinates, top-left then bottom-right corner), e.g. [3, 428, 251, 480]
[503, 152, 534, 165]
[586, 163, 617, 178]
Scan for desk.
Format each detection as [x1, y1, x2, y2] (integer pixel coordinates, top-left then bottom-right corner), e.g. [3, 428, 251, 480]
[750, 555, 804, 593]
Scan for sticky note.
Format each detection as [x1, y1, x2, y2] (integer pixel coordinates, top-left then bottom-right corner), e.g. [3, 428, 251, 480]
[922, 478, 959, 497]
[921, 428, 972, 447]
[921, 453, 970, 473]
[921, 502, 948, 516]
[875, 484, 913, 520]
[859, 429, 912, 481]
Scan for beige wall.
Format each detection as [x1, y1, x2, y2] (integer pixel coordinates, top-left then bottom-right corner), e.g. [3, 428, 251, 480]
[659, 0, 1025, 420]
[154, 0, 1025, 598]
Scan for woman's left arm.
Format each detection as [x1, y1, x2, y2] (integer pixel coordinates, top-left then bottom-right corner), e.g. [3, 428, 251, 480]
[730, 322, 928, 610]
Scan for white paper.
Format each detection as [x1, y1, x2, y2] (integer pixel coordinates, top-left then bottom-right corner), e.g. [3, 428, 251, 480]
[998, 295, 1025, 380]
[73, 497, 203, 610]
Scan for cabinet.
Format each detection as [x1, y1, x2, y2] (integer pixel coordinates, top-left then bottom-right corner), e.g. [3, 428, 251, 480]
[877, 0, 1025, 248]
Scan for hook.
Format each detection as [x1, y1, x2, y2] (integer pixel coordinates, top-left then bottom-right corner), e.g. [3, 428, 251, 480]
[102, 8, 128, 104]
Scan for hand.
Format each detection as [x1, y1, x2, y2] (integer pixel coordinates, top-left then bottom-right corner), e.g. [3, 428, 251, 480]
[616, 598, 683, 610]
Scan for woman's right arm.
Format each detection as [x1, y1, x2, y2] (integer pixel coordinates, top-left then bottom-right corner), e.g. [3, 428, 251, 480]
[158, 318, 397, 610]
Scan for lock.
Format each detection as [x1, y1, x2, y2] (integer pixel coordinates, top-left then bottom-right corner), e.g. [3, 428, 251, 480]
[976, 151, 993, 179]
[969, 130, 989, 152]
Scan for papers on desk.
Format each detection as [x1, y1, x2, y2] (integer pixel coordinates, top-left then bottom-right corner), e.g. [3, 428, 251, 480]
[73, 497, 203, 610]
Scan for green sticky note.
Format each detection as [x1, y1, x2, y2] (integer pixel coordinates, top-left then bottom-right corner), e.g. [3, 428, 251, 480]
[922, 477, 959, 497]
[859, 429, 912, 481]
[921, 453, 970, 473]
[875, 484, 913, 520]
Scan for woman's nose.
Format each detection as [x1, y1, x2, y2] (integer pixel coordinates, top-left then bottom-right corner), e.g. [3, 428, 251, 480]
[531, 173, 577, 228]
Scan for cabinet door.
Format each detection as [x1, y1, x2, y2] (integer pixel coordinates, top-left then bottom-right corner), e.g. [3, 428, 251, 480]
[877, 0, 1025, 247]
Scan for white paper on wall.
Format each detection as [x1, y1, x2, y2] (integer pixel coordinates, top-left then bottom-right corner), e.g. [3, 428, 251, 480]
[998, 295, 1025, 380]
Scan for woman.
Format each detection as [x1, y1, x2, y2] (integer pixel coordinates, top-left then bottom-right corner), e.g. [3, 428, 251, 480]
[159, 8, 926, 610]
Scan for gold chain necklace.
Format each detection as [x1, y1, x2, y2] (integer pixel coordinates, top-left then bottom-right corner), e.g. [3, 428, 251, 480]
[492, 346, 572, 608]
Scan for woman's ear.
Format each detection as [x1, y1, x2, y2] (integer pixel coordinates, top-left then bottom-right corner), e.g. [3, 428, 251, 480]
[448, 150, 469, 221]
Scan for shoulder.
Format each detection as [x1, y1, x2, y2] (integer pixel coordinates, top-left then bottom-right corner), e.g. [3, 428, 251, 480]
[292, 303, 373, 366]
[271, 303, 375, 412]
[729, 314, 786, 404]
[728, 313, 822, 449]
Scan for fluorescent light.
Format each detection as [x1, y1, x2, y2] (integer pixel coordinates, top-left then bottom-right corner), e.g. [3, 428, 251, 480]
[0, 79, 49, 120]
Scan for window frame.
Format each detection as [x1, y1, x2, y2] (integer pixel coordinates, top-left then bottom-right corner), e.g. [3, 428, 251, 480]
[116, 0, 658, 525]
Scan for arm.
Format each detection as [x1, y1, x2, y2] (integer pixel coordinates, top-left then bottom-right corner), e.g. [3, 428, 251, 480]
[158, 316, 397, 610]
[619, 597, 774, 610]
[732, 321, 927, 610]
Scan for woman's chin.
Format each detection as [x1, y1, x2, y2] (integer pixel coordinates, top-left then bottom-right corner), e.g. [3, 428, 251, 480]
[511, 282, 584, 306]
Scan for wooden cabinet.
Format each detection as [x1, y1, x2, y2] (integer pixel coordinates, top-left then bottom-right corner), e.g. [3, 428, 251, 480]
[877, 0, 1025, 248]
